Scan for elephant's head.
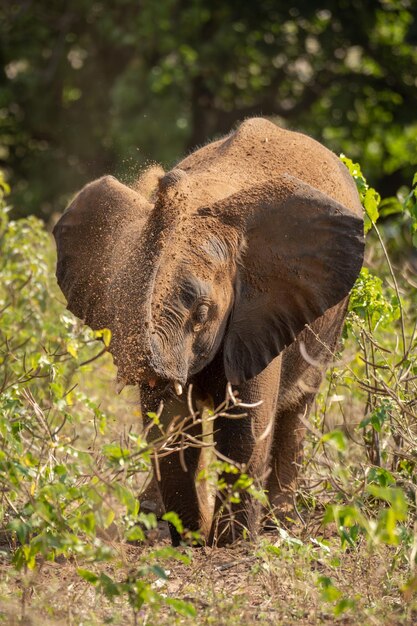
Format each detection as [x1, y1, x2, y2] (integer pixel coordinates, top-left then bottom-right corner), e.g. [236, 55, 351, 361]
[53, 168, 364, 389]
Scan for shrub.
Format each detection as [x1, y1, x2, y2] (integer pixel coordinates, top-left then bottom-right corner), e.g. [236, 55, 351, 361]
[0, 172, 195, 622]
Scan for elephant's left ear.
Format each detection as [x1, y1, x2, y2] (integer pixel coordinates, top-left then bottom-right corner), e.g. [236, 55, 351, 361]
[199, 174, 364, 385]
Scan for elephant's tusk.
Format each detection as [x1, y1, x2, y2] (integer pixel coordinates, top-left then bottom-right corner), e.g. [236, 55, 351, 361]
[174, 381, 183, 396]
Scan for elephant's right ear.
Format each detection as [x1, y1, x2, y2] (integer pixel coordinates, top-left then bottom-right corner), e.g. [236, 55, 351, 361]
[53, 175, 151, 330]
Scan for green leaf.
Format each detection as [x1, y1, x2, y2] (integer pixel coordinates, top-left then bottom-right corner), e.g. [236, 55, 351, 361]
[79, 512, 96, 535]
[366, 486, 408, 520]
[114, 484, 139, 516]
[364, 187, 381, 226]
[98, 573, 121, 600]
[125, 525, 145, 542]
[102, 444, 131, 462]
[162, 511, 184, 534]
[94, 328, 112, 347]
[317, 575, 342, 602]
[102, 508, 115, 529]
[334, 598, 355, 615]
[66, 341, 78, 358]
[359, 401, 391, 432]
[0, 176, 11, 195]
[165, 597, 197, 617]
[340, 154, 380, 232]
[367, 467, 395, 487]
[349, 268, 400, 330]
[137, 511, 157, 530]
[321, 429, 347, 451]
[378, 196, 403, 217]
[151, 564, 168, 580]
[77, 568, 99, 584]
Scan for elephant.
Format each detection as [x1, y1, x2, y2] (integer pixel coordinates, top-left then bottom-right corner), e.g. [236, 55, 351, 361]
[53, 117, 364, 546]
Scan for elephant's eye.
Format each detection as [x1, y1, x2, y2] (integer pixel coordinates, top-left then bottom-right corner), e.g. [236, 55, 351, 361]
[193, 303, 210, 327]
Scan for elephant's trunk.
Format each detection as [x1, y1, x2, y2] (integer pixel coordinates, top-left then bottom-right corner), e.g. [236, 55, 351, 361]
[108, 190, 185, 386]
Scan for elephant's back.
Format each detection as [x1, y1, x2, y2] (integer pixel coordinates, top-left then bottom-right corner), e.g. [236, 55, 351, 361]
[177, 118, 363, 218]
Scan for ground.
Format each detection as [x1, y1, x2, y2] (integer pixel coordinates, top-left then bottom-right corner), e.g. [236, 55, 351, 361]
[1, 521, 416, 626]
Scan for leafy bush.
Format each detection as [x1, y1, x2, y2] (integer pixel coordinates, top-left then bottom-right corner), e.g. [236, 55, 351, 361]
[293, 162, 417, 614]
[0, 172, 195, 622]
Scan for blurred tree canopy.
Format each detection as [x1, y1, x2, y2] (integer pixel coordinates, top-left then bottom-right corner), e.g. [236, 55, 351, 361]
[1, 0, 416, 218]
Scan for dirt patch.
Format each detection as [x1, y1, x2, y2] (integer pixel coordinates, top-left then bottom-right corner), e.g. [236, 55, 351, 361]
[1, 529, 416, 626]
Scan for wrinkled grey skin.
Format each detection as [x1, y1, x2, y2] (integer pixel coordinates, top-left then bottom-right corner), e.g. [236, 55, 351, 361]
[54, 118, 364, 546]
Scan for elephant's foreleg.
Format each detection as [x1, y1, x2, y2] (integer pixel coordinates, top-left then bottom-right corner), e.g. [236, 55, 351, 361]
[154, 421, 208, 545]
[141, 390, 209, 545]
[208, 415, 272, 545]
[207, 358, 281, 546]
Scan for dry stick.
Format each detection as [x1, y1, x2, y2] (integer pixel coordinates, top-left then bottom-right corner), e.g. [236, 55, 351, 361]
[358, 341, 415, 460]
[78, 346, 107, 367]
[217, 411, 249, 419]
[359, 355, 390, 370]
[399, 353, 417, 383]
[360, 352, 404, 466]
[0, 369, 8, 394]
[372, 221, 407, 360]
[226, 381, 264, 409]
[358, 381, 390, 395]
[365, 365, 417, 421]
[298, 385, 371, 502]
[121, 422, 212, 470]
[215, 556, 257, 572]
[133, 398, 217, 478]
[187, 383, 198, 420]
[337, 401, 368, 448]
[3, 369, 49, 391]
[4, 494, 26, 523]
[179, 434, 188, 472]
[367, 311, 381, 466]
[291, 491, 307, 527]
[360, 326, 392, 353]
[148, 387, 262, 458]
[21, 388, 53, 439]
[305, 323, 395, 404]
[153, 449, 161, 482]
[320, 364, 336, 438]
[293, 406, 339, 507]
[137, 387, 267, 524]
[303, 356, 357, 504]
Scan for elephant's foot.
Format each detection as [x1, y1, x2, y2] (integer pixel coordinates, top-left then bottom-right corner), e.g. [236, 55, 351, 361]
[159, 499, 210, 547]
[208, 497, 260, 546]
[208, 512, 239, 547]
[138, 478, 204, 546]
[159, 478, 211, 547]
[167, 511, 210, 547]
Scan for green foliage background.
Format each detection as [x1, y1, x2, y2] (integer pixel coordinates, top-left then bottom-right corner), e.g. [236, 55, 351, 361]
[1, 0, 416, 217]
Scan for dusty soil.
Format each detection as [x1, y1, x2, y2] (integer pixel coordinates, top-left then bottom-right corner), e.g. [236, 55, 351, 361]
[1, 523, 416, 626]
